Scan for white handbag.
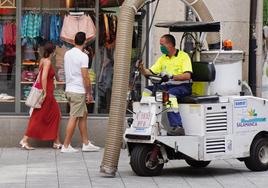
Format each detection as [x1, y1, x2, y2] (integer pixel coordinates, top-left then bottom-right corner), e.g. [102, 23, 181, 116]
[25, 72, 44, 108]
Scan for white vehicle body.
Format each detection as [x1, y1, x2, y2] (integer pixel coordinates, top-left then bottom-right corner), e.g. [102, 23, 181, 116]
[124, 95, 268, 175]
[125, 95, 268, 160]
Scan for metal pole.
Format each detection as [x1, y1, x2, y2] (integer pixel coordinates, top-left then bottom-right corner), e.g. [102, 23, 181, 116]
[94, 0, 99, 113]
[248, 0, 258, 96]
[15, 0, 22, 113]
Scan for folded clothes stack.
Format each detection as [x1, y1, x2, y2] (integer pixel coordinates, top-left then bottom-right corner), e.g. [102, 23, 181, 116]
[21, 70, 37, 82]
[22, 85, 31, 100]
[54, 89, 67, 102]
[89, 69, 96, 85]
[57, 69, 65, 82]
[0, 93, 15, 101]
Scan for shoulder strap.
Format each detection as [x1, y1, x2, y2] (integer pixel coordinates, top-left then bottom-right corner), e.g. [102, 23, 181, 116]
[33, 60, 44, 86]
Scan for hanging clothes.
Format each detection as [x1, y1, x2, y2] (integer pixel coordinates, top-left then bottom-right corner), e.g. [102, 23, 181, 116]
[3, 23, 16, 45]
[98, 47, 114, 97]
[99, 14, 105, 47]
[50, 14, 62, 44]
[60, 14, 96, 44]
[12, 23, 16, 45]
[100, 0, 124, 7]
[21, 12, 63, 46]
[103, 14, 110, 44]
[21, 14, 28, 38]
[0, 24, 3, 46]
[33, 14, 41, 38]
[99, 14, 117, 48]
[21, 38, 39, 61]
[2, 44, 16, 80]
[26, 13, 35, 38]
[41, 13, 50, 40]
[21, 13, 41, 39]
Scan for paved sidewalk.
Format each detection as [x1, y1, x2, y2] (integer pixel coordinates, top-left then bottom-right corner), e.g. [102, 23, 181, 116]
[0, 147, 268, 188]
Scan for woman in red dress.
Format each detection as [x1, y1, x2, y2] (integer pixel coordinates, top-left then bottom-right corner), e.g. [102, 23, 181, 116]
[19, 41, 62, 150]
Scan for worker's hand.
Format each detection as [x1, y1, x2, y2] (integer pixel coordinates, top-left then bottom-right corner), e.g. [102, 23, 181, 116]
[138, 62, 144, 72]
[162, 75, 170, 82]
[136, 59, 145, 73]
[135, 59, 143, 69]
[136, 59, 149, 76]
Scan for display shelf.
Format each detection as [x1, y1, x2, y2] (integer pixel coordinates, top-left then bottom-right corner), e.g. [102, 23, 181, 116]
[21, 81, 34, 84]
[0, 100, 15, 103]
[21, 81, 66, 84]
[20, 100, 69, 103]
[22, 62, 39, 65]
[56, 100, 68, 103]
[55, 81, 66, 84]
[20, 100, 95, 104]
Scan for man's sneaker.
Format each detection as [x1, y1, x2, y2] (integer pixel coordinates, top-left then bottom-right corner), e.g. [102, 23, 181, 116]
[82, 141, 100, 152]
[61, 145, 79, 153]
[167, 127, 185, 136]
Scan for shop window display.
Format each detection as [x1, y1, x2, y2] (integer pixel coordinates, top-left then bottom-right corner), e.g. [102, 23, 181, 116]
[20, 0, 96, 114]
[0, 0, 143, 115]
[0, 7, 16, 112]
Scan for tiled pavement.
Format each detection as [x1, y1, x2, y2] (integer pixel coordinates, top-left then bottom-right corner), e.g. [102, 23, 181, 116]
[0, 148, 268, 188]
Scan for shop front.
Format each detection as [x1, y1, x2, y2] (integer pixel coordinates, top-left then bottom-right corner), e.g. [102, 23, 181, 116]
[0, 0, 143, 146]
[0, 0, 143, 115]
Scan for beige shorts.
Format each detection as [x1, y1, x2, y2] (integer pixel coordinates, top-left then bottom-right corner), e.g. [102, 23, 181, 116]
[65, 92, 87, 117]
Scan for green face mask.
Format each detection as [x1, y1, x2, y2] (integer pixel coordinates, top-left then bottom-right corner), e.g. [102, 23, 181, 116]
[160, 45, 169, 55]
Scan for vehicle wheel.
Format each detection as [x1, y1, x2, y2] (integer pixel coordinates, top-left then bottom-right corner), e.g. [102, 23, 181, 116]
[244, 137, 268, 171]
[185, 159, 211, 168]
[130, 145, 164, 176]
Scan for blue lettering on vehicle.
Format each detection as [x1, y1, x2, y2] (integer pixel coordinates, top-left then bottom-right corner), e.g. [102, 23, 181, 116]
[135, 127, 146, 132]
[234, 99, 247, 108]
[241, 118, 266, 123]
[237, 117, 266, 127]
[237, 122, 257, 127]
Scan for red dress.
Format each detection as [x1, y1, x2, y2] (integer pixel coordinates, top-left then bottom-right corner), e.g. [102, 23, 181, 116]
[26, 65, 61, 141]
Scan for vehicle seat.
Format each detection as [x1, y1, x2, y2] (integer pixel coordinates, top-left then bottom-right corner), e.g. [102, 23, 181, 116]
[178, 61, 219, 104]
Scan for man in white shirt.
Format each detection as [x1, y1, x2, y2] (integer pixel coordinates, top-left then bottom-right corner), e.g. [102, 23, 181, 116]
[61, 32, 100, 153]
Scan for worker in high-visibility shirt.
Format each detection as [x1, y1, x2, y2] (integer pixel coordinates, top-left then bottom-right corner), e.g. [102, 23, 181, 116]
[138, 34, 192, 136]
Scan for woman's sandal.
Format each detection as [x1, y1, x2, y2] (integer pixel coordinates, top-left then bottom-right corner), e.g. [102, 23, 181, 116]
[19, 140, 35, 150]
[53, 143, 62, 149]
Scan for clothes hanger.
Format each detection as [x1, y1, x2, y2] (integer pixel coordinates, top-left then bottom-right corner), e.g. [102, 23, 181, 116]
[69, 11, 84, 16]
[69, 0, 84, 16]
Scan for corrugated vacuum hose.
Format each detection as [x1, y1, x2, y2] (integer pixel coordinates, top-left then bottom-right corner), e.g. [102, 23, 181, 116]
[100, 0, 146, 177]
[100, 0, 221, 177]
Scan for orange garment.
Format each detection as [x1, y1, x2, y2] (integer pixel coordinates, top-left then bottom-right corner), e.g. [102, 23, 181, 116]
[103, 14, 110, 43]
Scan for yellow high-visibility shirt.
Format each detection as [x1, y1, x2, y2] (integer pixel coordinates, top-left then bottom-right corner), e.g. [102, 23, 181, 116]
[150, 50, 192, 76]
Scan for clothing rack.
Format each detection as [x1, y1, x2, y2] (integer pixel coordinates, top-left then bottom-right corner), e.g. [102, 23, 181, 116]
[100, 8, 116, 14]
[22, 7, 95, 12]
[0, 16, 15, 20]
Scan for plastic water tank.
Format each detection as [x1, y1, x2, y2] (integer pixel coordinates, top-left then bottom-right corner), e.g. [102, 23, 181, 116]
[200, 50, 244, 96]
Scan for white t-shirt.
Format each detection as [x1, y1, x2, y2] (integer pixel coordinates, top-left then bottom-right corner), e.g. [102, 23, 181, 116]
[64, 47, 89, 94]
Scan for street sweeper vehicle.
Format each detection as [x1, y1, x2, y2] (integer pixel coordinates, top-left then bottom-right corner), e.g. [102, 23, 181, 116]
[123, 22, 268, 176]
